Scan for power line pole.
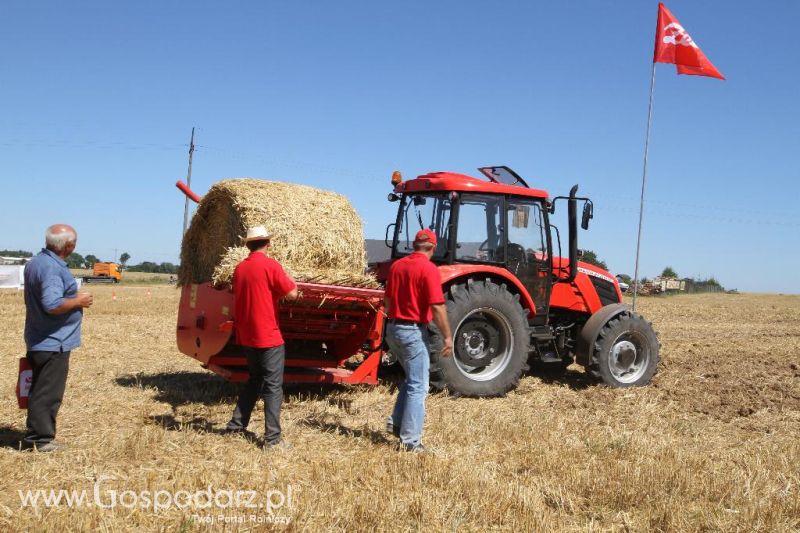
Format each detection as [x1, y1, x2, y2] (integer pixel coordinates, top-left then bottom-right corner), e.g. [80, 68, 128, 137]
[182, 128, 196, 235]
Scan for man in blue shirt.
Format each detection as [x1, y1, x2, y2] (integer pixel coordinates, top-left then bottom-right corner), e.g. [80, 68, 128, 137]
[22, 224, 92, 452]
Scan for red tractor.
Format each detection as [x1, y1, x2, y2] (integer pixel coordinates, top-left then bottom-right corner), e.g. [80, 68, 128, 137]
[176, 166, 659, 396]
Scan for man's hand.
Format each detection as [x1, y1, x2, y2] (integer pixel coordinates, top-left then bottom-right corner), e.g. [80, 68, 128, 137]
[440, 337, 453, 358]
[284, 287, 299, 301]
[76, 292, 93, 308]
[431, 303, 453, 358]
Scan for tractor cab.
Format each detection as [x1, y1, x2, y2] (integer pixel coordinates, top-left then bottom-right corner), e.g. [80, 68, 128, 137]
[386, 166, 561, 320]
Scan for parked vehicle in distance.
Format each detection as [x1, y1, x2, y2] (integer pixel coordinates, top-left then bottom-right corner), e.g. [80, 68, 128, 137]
[83, 262, 122, 283]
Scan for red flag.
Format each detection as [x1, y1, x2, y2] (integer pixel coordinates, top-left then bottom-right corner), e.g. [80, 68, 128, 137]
[654, 3, 725, 80]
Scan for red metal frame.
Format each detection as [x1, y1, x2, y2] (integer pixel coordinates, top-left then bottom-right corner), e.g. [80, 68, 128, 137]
[176, 282, 386, 384]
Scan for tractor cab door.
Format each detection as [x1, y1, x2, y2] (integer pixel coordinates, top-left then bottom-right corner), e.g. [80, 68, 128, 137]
[505, 198, 551, 319]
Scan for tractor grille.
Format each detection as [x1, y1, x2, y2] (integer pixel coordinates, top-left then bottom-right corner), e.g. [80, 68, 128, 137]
[589, 277, 620, 306]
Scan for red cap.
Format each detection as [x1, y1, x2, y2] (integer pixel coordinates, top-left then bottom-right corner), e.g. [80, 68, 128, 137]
[414, 229, 437, 246]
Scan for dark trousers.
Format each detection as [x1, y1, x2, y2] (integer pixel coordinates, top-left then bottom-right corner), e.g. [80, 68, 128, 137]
[228, 345, 285, 443]
[24, 350, 70, 446]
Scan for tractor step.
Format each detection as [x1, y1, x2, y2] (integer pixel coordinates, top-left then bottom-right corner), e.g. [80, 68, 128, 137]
[538, 352, 563, 363]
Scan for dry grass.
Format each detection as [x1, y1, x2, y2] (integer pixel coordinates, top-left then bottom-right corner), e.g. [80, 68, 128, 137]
[0, 287, 798, 531]
[178, 179, 378, 288]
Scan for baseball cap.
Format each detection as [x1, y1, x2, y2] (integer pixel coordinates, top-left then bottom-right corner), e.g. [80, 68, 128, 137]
[414, 228, 437, 246]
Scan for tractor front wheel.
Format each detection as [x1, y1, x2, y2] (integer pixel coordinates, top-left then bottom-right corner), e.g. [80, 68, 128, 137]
[587, 312, 659, 387]
[429, 279, 529, 397]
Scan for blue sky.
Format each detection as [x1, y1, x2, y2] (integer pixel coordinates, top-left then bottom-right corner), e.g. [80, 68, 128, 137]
[2, 1, 798, 293]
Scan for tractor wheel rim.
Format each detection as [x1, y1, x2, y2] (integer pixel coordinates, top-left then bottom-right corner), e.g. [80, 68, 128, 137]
[608, 332, 649, 383]
[453, 307, 514, 382]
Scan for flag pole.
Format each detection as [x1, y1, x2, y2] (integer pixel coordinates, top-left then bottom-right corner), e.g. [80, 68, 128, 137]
[632, 62, 657, 312]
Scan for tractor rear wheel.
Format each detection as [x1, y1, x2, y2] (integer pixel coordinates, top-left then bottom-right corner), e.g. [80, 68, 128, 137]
[587, 312, 659, 387]
[428, 279, 529, 397]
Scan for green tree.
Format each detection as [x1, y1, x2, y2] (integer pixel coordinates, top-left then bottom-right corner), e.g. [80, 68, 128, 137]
[85, 254, 99, 267]
[579, 250, 608, 270]
[128, 261, 157, 272]
[127, 261, 179, 274]
[66, 253, 85, 269]
[0, 250, 33, 258]
[119, 252, 131, 266]
[661, 266, 678, 278]
[616, 273, 632, 284]
[158, 262, 178, 274]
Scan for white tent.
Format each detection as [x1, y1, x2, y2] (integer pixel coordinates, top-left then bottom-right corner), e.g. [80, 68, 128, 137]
[0, 265, 24, 289]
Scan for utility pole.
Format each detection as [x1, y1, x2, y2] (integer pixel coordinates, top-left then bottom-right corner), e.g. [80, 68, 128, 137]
[182, 127, 196, 235]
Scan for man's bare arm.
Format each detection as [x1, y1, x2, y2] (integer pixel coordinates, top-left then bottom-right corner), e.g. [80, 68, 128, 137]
[48, 293, 93, 315]
[431, 303, 453, 357]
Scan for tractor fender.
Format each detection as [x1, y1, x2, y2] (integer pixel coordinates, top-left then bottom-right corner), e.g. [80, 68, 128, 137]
[575, 303, 630, 366]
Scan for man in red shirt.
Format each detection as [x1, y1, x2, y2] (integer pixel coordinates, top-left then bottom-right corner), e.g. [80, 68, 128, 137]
[225, 226, 298, 448]
[384, 229, 453, 452]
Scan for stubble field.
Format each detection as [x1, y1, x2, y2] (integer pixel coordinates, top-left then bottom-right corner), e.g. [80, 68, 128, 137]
[0, 286, 798, 531]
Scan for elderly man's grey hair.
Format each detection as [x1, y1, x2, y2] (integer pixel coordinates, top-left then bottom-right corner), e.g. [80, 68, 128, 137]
[45, 225, 77, 252]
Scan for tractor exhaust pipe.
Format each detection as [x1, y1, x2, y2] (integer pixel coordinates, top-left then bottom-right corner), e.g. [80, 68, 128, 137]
[567, 184, 579, 283]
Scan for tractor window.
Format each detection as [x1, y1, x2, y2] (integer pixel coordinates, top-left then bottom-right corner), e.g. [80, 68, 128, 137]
[395, 193, 452, 258]
[455, 194, 503, 263]
[506, 199, 548, 263]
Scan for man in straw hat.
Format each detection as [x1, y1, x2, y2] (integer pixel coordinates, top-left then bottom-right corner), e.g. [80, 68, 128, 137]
[384, 228, 453, 453]
[22, 224, 93, 452]
[225, 225, 298, 448]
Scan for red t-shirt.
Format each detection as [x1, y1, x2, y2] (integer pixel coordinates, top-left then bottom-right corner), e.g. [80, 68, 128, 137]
[385, 252, 445, 323]
[233, 252, 296, 348]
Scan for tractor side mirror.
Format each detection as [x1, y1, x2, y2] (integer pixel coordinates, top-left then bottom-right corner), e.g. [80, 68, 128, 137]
[581, 202, 593, 230]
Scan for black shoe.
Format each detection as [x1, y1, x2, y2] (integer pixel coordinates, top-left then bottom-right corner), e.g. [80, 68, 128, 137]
[262, 439, 290, 451]
[402, 443, 439, 455]
[20, 441, 64, 452]
[223, 425, 256, 439]
[37, 441, 65, 452]
[223, 421, 246, 432]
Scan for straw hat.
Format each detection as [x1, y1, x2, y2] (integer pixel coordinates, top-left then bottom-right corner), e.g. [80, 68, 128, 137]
[243, 225, 272, 242]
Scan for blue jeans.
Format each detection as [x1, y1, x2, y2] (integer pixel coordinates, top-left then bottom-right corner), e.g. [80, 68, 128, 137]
[386, 323, 430, 447]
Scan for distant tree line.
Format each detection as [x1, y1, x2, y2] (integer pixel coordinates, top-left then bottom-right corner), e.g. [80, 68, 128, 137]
[0, 250, 33, 258]
[126, 261, 178, 274]
[4, 249, 179, 274]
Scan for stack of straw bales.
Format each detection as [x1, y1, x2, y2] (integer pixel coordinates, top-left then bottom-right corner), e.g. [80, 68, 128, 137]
[179, 179, 378, 288]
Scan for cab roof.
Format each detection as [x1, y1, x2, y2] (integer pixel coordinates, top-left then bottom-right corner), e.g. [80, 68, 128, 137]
[394, 171, 550, 199]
